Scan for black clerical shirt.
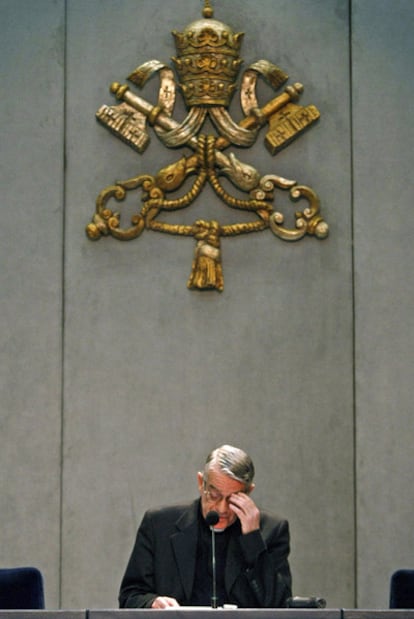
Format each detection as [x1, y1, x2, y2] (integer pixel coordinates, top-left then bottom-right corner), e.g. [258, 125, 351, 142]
[189, 509, 237, 606]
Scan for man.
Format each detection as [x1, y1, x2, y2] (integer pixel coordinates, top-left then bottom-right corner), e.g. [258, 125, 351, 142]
[119, 444, 292, 608]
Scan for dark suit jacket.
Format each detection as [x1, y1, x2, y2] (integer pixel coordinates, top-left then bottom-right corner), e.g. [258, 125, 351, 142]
[119, 499, 291, 608]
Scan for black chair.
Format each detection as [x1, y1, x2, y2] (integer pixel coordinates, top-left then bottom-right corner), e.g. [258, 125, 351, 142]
[0, 566, 45, 609]
[390, 569, 414, 609]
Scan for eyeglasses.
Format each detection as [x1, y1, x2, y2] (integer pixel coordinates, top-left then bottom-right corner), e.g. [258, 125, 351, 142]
[203, 484, 239, 504]
[204, 488, 231, 504]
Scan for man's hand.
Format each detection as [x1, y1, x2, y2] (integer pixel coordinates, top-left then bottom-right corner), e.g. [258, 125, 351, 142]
[228, 492, 260, 534]
[151, 596, 180, 608]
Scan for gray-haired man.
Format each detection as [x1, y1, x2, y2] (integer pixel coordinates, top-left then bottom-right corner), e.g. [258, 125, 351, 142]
[119, 444, 291, 608]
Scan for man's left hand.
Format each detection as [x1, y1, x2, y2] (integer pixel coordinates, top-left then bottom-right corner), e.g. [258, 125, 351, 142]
[228, 492, 260, 534]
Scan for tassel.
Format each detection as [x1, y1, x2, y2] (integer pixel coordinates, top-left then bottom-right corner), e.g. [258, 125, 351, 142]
[187, 220, 224, 292]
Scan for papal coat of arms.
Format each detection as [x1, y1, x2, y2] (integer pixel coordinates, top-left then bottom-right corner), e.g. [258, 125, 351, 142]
[86, 0, 328, 291]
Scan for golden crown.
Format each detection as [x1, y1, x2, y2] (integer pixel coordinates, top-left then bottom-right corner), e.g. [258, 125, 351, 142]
[171, 3, 244, 107]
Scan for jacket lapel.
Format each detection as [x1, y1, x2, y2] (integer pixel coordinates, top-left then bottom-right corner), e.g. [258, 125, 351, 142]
[171, 500, 199, 601]
[225, 525, 244, 595]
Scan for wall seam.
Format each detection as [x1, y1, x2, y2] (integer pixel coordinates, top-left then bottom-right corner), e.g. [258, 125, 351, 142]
[59, 0, 68, 609]
[349, 0, 358, 608]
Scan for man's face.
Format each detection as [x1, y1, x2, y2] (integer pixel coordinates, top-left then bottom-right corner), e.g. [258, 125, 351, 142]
[197, 468, 250, 530]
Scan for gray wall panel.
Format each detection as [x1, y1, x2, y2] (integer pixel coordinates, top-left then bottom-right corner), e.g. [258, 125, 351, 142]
[62, 0, 352, 609]
[0, 0, 65, 609]
[352, 0, 414, 609]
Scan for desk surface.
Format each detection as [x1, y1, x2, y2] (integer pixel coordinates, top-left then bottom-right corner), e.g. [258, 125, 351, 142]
[0, 610, 413, 619]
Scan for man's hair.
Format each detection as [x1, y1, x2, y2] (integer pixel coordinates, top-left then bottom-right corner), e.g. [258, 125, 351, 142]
[204, 444, 255, 487]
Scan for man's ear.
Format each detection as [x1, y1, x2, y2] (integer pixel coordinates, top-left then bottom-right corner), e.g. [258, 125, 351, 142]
[197, 471, 204, 493]
[247, 482, 255, 494]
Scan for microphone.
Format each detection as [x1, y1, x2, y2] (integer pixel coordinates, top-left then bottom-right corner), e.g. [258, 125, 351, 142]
[205, 511, 219, 608]
[205, 510, 219, 528]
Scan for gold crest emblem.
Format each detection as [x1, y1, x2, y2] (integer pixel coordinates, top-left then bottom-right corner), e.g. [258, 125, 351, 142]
[86, 0, 328, 292]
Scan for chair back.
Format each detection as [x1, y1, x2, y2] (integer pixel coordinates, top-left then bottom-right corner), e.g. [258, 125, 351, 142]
[390, 569, 414, 609]
[0, 567, 45, 609]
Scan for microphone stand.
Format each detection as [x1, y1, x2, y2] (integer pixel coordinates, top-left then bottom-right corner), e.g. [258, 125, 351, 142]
[210, 525, 217, 609]
[205, 510, 219, 609]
